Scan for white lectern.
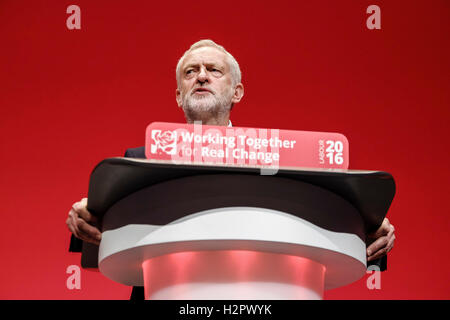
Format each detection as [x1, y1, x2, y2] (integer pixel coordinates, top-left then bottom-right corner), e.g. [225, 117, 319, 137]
[80, 158, 395, 300]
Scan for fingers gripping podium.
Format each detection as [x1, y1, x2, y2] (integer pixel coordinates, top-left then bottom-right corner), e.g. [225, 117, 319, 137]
[81, 158, 395, 300]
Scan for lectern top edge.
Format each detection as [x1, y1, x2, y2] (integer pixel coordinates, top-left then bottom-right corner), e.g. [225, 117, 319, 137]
[87, 157, 395, 234]
[98, 157, 391, 176]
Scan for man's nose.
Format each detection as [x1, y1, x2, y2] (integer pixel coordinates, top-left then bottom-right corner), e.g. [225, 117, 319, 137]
[197, 66, 209, 83]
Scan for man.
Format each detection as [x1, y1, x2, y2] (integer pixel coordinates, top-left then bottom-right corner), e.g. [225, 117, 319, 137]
[66, 40, 396, 298]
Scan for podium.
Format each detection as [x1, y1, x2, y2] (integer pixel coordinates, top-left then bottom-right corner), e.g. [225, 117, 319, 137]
[82, 158, 395, 300]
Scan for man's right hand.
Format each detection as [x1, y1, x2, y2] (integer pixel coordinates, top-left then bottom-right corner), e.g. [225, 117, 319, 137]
[66, 197, 102, 246]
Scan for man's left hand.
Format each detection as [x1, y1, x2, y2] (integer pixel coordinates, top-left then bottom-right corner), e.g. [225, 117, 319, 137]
[366, 217, 396, 261]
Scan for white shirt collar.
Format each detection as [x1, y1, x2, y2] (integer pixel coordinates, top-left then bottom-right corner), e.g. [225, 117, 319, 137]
[228, 120, 232, 127]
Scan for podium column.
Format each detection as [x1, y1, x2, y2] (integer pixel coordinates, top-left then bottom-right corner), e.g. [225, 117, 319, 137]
[142, 250, 326, 300]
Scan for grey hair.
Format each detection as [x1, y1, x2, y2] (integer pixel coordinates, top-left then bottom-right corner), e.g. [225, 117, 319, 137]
[176, 39, 242, 88]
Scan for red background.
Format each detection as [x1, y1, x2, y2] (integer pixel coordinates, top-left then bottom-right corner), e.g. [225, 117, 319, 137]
[0, 0, 449, 299]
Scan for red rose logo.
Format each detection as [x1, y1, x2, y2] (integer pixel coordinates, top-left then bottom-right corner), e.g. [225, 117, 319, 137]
[151, 130, 177, 155]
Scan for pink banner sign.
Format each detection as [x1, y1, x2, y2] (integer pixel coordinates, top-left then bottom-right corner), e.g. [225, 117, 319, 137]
[145, 122, 349, 169]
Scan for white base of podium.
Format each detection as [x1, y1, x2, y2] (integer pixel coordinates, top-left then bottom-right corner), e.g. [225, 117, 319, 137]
[142, 251, 325, 300]
[99, 207, 367, 299]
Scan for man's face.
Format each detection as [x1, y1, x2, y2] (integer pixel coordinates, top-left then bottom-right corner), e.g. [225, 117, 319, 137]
[176, 46, 241, 120]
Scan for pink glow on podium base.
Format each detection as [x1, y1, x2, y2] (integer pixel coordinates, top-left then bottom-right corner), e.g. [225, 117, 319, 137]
[142, 250, 326, 300]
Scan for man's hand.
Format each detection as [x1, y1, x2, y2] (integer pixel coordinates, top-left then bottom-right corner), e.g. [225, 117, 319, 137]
[366, 217, 395, 261]
[66, 197, 102, 246]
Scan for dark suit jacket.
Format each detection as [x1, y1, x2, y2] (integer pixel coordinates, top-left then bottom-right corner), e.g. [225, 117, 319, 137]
[69, 146, 386, 300]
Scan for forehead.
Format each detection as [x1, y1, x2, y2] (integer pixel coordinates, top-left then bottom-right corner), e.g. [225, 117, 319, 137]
[181, 46, 229, 69]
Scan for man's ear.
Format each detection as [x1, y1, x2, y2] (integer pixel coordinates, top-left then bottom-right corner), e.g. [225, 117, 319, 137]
[231, 83, 244, 105]
[176, 88, 182, 107]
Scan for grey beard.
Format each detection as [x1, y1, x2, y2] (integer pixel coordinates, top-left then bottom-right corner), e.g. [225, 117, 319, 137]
[182, 89, 233, 121]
